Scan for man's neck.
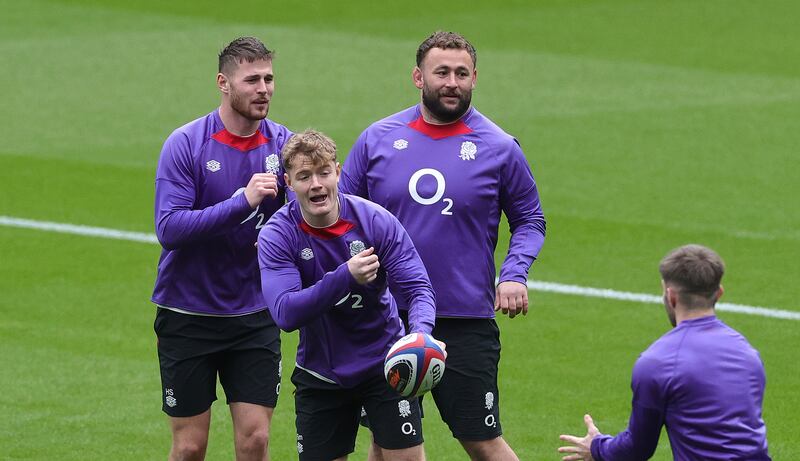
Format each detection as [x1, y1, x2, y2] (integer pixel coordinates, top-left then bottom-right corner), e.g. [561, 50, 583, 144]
[300, 196, 340, 228]
[219, 104, 260, 137]
[675, 307, 715, 325]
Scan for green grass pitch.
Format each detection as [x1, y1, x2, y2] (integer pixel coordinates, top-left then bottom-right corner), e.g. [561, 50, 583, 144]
[1, 0, 798, 459]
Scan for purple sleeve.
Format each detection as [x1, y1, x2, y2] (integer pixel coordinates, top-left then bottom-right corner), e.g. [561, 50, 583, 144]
[258, 224, 356, 332]
[374, 212, 436, 334]
[339, 130, 370, 198]
[497, 139, 546, 284]
[154, 132, 253, 250]
[590, 356, 666, 460]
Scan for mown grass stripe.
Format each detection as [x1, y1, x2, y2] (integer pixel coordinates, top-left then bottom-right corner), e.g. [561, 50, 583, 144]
[2, 215, 796, 320]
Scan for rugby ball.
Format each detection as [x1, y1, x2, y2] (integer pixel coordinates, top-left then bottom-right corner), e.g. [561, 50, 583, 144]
[384, 332, 446, 398]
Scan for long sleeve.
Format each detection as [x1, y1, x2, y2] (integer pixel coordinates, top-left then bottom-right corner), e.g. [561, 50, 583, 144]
[258, 224, 356, 332]
[590, 404, 664, 461]
[154, 131, 253, 250]
[497, 139, 546, 284]
[375, 213, 436, 334]
[591, 355, 666, 461]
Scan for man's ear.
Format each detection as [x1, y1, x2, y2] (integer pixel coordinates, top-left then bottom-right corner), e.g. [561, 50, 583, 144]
[217, 73, 229, 93]
[284, 172, 293, 191]
[412, 67, 424, 90]
[714, 285, 724, 303]
[665, 286, 678, 309]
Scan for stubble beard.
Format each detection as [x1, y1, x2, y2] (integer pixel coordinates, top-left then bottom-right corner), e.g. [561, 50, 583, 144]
[230, 89, 269, 121]
[421, 86, 471, 124]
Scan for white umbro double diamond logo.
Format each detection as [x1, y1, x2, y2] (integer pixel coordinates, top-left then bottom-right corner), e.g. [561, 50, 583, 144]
[206, 160, 221, 172]
[300, 248, 314, 260]
[459, 141, 477, 161]
[393, 139, 408, 150]
[165, 388, 177, 408]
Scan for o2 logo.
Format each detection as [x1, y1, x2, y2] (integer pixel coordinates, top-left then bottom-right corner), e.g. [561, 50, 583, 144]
[235, 187, 268, 229]
[336, 292, 364, 309]
[407, 168, 453, 216]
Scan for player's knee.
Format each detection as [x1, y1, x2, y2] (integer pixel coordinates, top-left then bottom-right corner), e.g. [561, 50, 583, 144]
[171, 438, 208, 461]
[238, 427, 270, 455]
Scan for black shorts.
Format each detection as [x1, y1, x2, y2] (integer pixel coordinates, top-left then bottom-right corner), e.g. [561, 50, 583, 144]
[426, 315, 504, 441]
[292, 367, 423, 460]
[154, 307, 281, 417]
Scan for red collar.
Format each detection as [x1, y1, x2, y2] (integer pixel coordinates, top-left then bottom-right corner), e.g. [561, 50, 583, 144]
[211, 128, 270, 152]
[299, 218, 355, 240]
[407, 115, 472, 140]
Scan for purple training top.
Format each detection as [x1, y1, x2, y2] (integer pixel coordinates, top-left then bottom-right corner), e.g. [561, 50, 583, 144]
[592, 316, 771, 461]
[341, 105, 545, 318]
[152, 109, 292, 316]
[257, 193, 435, 388]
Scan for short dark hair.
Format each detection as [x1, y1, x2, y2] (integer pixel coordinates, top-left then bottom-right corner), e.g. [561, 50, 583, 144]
[282, 129, 338, 171]
[416, 31, 477, 68]
[659, 244, 725, 308]
[218, 37, 273, 74]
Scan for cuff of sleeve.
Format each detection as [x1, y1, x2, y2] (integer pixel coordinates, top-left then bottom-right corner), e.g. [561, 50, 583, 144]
[409, 314, 435, 335]
[338, 263, 360, 290]
[497, 275, 528, 286]
[590, 434, 612, 461]
[235, 190, 255, 213]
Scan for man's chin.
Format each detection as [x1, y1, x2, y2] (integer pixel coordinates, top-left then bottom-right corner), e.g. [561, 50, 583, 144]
[246, 105, 269, 120]
[432, 108, 466, 123]
[249, 110, 268, 120]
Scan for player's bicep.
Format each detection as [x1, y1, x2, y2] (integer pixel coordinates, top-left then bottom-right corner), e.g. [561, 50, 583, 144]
[500, 140, 544, 231]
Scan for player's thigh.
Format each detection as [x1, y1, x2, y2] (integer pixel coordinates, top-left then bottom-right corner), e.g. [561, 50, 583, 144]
[154, 308, 220, 417]
[380, 444, 425, 461]
[361, 375, 424, 451]
[293, 370, 361, 461]
[431, 318, 503, 441]
[218, 312, 282, 408]
[169, 410, 212, 449]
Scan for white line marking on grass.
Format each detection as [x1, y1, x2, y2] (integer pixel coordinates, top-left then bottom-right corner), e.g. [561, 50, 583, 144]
[0, 216, 158, 244]
[2, 215, 797, 320]
[525, 280, 800, 321]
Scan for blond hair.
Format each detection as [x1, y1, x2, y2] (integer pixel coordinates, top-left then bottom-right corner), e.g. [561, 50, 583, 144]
[282, 129, 337, 171]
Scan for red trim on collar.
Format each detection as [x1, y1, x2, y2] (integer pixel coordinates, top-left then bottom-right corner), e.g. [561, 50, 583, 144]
[407, 116, 472, 140]
[299, 218, 356, 240]
[211, 129, 270, 152]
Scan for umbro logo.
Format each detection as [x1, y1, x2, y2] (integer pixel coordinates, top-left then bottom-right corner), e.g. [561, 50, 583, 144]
[393, 139, 408, 150]
[300, 248, 314, 260]
[206, 159, 221, 172]
[165, 388, 177, 408]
